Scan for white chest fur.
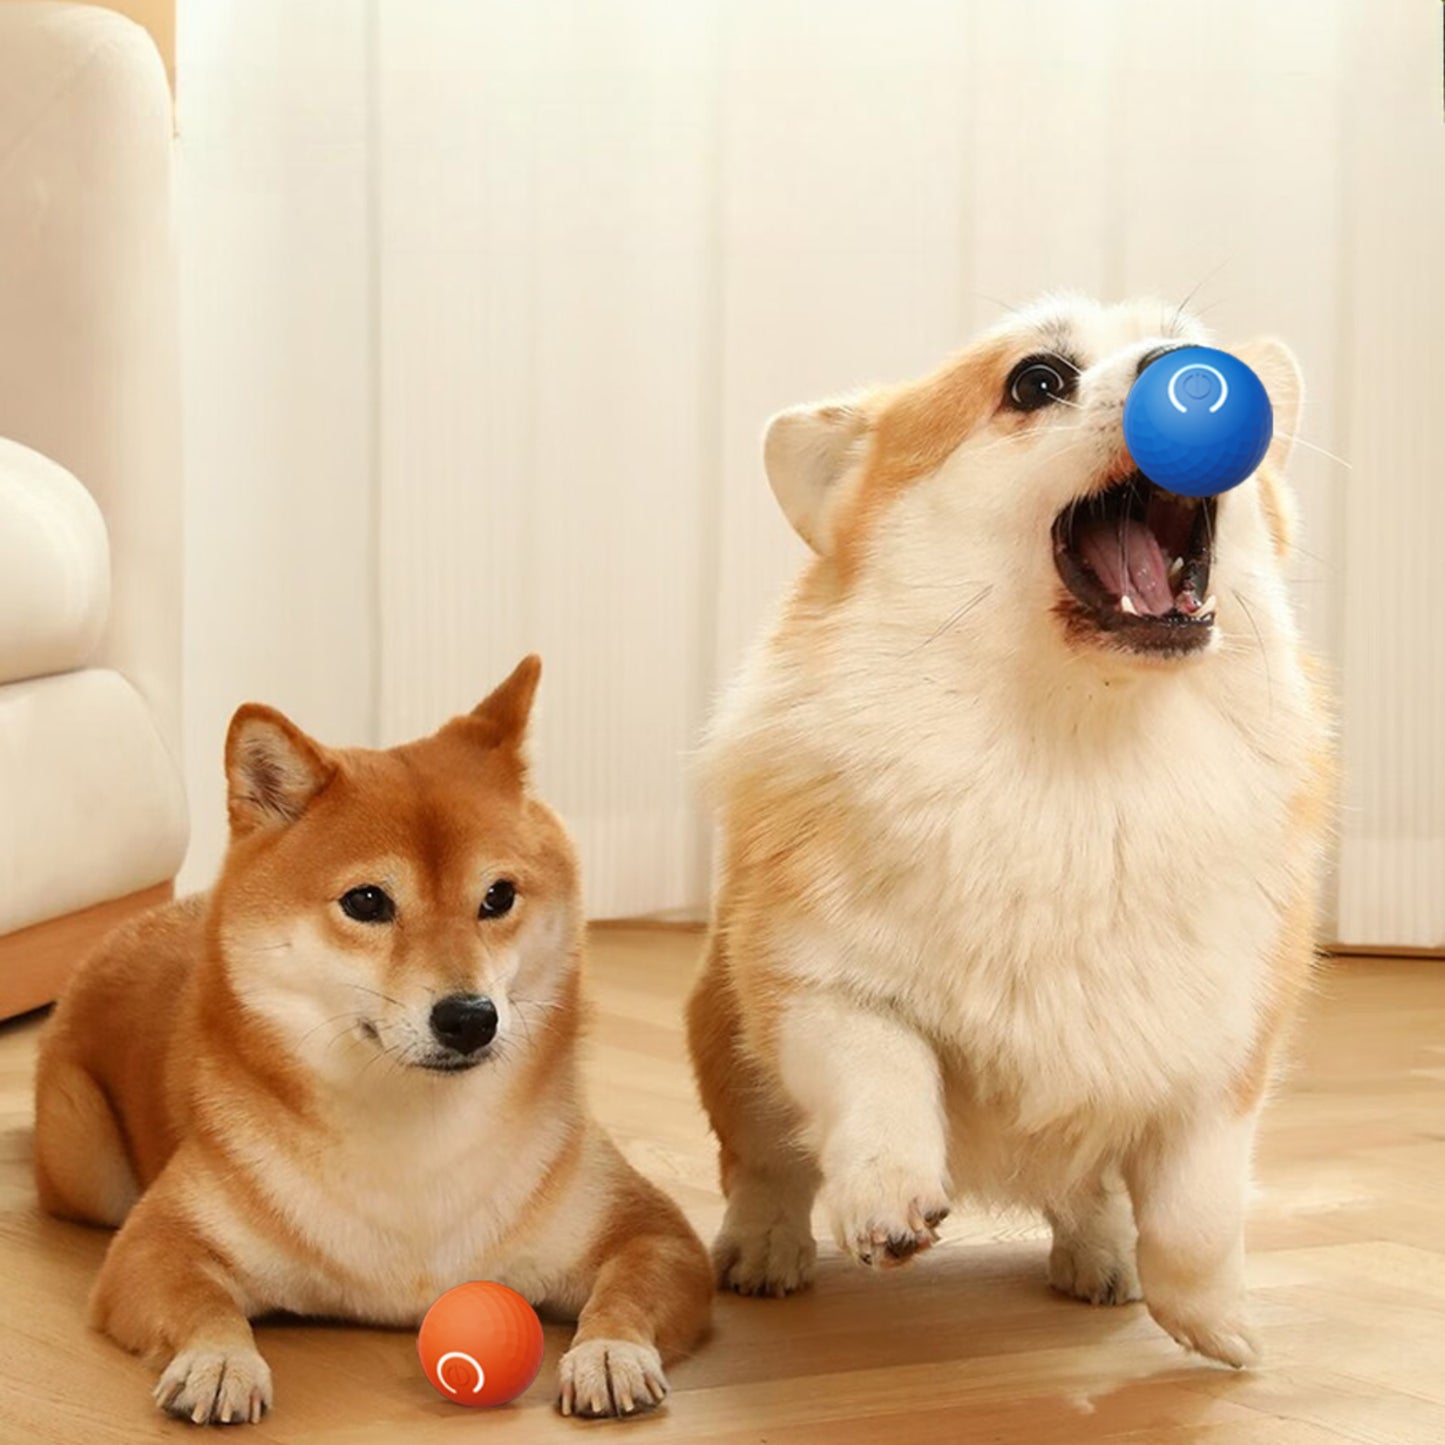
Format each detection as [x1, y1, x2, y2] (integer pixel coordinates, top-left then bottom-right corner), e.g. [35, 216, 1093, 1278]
[720, 608, 1319, 1138]
[191, 1075, 577, 1326]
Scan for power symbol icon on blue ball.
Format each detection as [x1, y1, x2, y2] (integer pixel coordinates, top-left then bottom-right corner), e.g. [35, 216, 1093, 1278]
[1123, 346, 1273, 499]
[1178, 368, 1219, 405]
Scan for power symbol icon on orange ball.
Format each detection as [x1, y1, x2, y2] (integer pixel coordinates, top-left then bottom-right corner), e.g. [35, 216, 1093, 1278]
[418, 1281, 545, 1408]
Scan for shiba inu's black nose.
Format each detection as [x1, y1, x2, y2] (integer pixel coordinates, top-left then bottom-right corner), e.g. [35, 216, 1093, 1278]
[429, 994, 499, 1055]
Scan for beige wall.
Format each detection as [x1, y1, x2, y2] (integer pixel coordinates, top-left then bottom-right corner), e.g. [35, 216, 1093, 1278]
[368, 0, 1444, 941]
[175, 0, 374, 894]
[167, 0, 1444, 946]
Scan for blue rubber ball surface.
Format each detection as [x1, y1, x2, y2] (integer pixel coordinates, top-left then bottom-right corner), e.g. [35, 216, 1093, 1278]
[1122, 346, 1273, 498]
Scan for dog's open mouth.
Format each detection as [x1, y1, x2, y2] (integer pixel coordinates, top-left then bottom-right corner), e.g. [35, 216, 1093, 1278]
[1052, 472, 1217, 654]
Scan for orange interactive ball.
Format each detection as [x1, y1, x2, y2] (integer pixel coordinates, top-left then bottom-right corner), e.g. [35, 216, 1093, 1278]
[417, 1281, 545, 1408]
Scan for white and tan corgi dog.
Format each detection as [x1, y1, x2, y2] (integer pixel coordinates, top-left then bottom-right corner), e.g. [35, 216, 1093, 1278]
[688, 297, 1334, 1368]
[36, 656, 711, 1424]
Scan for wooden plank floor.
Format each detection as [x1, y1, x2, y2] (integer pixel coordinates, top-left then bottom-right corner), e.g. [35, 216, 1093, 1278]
[1, 930, 1442, 1443]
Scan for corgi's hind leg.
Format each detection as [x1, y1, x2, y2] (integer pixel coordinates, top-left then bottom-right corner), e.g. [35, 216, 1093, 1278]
[34, 1054, 139, 1228]
[686, 936, 819, 1296]
[1047, 1168, 1143, 1306]
[1127, 1109, 1261, 1369]
[90, 1162, 273, 1425]
[558, 1170, 712, 1419]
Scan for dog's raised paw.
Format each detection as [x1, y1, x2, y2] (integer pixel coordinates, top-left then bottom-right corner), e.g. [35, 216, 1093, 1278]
[822, 1165, 950, 1270]
[154, 1345, 273, 1425]
[558, 1339, 668, 1418]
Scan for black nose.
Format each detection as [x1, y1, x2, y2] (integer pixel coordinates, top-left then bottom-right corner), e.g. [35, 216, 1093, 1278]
[1137, 343, 1183, 377]
[429, 994, 499, 1055]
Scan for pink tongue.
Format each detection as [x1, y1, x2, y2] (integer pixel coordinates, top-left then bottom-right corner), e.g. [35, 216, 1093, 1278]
[1076, 516, 1175, 615]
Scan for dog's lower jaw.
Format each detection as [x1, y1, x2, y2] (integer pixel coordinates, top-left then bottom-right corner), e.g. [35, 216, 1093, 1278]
[1054, 594, 1221, 666]
[415, 1054, 485, 1074]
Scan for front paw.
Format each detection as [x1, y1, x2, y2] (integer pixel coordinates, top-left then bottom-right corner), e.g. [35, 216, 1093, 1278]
[558, 1339, 668, 1419]
[820, 1162, 950, 1269]
[154, 1345, 273, 1425]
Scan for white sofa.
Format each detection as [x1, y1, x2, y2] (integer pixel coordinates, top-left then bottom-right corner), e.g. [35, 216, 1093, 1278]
[0, 3, 187, 1017]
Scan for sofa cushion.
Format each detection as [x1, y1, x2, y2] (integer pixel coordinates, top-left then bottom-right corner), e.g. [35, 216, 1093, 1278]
[0, 668, 187, 937]
[0, 438, 109, 687]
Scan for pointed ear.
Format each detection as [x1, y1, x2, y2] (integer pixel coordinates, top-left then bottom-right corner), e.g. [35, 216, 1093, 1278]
[1237, 337, 1304, 472]
[225, 705, 336, 837]
[763, 397, 871, 553]
[468, 654, 542, 752]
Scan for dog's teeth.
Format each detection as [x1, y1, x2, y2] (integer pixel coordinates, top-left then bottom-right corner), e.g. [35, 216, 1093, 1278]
[1168, 556, 1184, 580]
[1201, 594, 1217, 615]
[1120, 594, 1139, 616]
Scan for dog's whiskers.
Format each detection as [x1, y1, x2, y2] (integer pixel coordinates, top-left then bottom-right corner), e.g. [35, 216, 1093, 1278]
[894, 578, 991, 591]
[1171, 260, 1229, 335]
[513, 996, 566, 1015]
[1230, 587, 1274, 716]
[350, 982, 407, 1010]
[903, 585, 995, 658]
[1270, 430, 1351, 469]
[296, 1012, 365, 1047]
[976, 291, 1027, 321]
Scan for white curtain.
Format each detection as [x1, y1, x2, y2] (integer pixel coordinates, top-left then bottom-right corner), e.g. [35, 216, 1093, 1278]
[178, 0, 1445, 945]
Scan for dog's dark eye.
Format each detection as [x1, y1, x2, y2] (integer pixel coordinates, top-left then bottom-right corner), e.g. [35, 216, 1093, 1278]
[479, 880, 516, 919]
[339, 885, 395, 924]
[1006, 354, 1078, 412]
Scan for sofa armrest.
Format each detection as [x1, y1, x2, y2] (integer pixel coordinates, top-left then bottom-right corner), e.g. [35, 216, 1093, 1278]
[0, 438, 109, 687]
[0, 4, 181, 759]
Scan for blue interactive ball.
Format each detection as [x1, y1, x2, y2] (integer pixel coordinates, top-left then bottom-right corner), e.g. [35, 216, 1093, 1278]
[1122, 346, 1273, 499]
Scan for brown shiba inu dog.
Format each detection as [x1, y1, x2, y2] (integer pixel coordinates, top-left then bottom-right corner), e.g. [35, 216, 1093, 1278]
[36, 657, 710, 1424]
[688, 297, 1334, 1369]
